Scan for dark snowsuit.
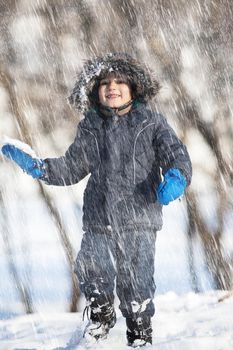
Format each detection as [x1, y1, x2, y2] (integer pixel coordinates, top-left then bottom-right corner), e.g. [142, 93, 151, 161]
[44, 102, 192, 317]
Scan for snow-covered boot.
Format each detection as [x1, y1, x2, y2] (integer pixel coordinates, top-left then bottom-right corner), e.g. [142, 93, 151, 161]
[83, 291, 116, 341]
[126, 316, 152, 347]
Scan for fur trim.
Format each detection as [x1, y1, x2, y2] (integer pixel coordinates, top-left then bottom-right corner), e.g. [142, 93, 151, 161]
[68, 52, 160, 112]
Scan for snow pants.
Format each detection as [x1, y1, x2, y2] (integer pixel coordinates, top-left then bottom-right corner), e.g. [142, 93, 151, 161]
[74, 228, 156, 318]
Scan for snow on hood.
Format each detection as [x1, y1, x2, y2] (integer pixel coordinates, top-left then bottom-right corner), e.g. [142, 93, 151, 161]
[68, 52, 160, 112]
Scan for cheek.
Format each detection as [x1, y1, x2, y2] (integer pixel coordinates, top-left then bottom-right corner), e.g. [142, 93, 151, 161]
[98, 87, 105, 102]
[123, 87, 132, 99]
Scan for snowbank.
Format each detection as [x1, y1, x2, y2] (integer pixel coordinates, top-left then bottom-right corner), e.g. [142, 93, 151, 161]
[1, 291, 233, 350]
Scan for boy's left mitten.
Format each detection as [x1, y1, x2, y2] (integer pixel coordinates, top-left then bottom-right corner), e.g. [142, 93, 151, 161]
[156, 168, 187, 205]
[1, 144, 45, 179]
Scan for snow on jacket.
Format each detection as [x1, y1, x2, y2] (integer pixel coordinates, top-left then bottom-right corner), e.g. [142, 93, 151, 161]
[43, 102, 192, 233]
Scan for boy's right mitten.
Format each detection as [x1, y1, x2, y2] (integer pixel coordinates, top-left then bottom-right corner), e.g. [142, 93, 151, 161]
[1, 144, 45, 179]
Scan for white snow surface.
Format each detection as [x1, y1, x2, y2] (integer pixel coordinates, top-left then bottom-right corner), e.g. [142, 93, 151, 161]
[1, 291, 233, 350]
[1, 136, 39, 159]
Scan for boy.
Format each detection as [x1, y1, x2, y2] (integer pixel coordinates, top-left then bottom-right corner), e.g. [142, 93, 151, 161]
[2, 53, 192, 347]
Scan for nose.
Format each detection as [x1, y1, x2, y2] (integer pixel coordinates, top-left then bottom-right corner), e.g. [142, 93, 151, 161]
[107, 80, 117, 90]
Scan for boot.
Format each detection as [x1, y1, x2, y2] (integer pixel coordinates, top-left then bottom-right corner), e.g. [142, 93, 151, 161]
[126, 315, 152, 347]
[83, 291, 116, 340]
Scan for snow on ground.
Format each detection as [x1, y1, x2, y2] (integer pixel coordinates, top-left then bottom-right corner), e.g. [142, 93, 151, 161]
[1, 290, 233, 350]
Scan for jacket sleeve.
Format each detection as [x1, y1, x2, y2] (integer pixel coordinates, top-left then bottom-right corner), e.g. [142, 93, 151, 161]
[42, 124, 90, 186]
[153, 114, 192, 186]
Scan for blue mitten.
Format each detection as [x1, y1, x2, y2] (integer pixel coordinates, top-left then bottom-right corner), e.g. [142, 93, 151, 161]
[1, 144, 45, 179]
[156, 168, 187, 205]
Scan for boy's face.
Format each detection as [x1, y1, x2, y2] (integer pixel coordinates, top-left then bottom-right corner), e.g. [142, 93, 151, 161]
[98, 73, 132, 108]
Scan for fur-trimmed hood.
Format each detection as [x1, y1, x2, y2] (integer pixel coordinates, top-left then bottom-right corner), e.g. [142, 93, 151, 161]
[68, 52, 160, 112]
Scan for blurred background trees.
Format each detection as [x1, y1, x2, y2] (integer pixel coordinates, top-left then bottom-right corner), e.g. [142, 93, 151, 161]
[0, 0, 232, 314]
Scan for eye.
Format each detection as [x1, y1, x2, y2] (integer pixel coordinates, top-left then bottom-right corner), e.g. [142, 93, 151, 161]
[99, 80, 109, 86]
[115, 79, 127, 84]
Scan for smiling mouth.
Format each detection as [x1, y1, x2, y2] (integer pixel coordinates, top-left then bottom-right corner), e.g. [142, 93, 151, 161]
[106, 94, 121, 99]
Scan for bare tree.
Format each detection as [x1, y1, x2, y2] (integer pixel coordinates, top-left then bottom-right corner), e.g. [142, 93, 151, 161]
[0, 65, 80, 311]
[0, 189, 34, 313]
